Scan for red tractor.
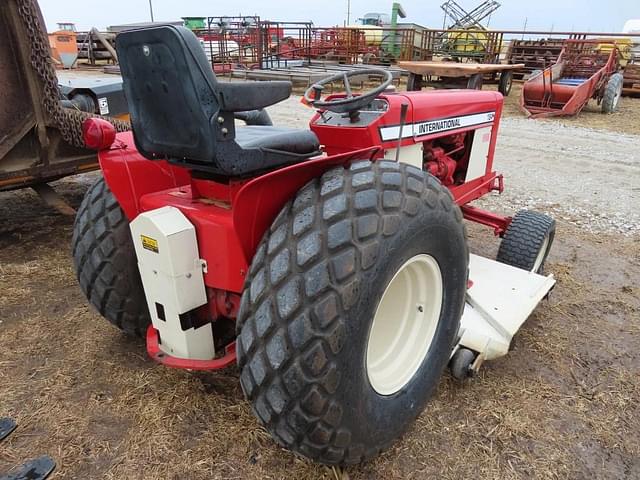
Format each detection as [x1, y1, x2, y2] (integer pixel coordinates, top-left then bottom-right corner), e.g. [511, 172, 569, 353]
[73, 26, 556, 465]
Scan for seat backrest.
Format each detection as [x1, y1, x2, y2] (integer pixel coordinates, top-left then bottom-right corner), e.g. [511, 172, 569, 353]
[116, 25, 222, 163]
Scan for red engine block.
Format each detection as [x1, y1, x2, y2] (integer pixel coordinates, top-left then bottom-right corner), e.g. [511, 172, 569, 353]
[424, 133, 466, 186]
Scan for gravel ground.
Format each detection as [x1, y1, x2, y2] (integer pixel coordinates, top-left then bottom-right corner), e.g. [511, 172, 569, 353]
[479, 117, 640, 236]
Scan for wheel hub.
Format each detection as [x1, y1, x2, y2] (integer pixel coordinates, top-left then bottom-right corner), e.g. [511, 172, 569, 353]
[366, 254, 443, 396]
[532, 234, 550, 272]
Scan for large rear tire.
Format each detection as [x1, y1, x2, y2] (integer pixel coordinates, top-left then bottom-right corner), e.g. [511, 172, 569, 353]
[236, 160, 468, 465]
[72, 177, 150, 337]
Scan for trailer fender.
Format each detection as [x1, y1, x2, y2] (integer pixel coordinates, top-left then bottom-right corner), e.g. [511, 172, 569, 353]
[98, 132, 190, 220]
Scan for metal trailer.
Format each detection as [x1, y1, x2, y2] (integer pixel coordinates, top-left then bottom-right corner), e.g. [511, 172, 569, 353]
[231, 63, 404, 87]
[400, 60, 524, 96]
[623, 63, 640, 96]
[505, 38, 565, 79]
[0, 0, 128, 210]
[520, 39, 622, 118]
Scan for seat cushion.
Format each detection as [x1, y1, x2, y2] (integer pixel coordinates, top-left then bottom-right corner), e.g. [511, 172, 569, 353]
[235, 126, 320, 155]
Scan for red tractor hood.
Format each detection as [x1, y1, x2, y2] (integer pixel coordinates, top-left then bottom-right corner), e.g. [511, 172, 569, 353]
[310, 89, 503, 155]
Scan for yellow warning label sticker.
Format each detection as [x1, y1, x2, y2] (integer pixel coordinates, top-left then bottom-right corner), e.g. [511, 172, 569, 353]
[141, 235, 159, 253]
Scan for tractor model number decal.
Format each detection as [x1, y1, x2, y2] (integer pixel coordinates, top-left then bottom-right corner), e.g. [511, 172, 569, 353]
[379, 111, 496, 142]
[141, 235, 159, 253]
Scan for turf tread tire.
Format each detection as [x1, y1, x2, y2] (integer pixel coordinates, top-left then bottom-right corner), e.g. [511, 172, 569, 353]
[236, 160, 468, 465]
[496, 210, 555, 273]
[71, 177, 150, 337]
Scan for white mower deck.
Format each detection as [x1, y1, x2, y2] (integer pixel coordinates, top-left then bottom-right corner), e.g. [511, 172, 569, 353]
[457, 254, 556, 367]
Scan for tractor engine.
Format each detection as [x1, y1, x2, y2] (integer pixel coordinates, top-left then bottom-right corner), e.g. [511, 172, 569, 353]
[423, 132, 467, 186]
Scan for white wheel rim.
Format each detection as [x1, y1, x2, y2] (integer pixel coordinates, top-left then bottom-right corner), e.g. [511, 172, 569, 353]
[613, 88, 621, 109]
[366, 254, 443, 396]
[532, 234, 550, 272]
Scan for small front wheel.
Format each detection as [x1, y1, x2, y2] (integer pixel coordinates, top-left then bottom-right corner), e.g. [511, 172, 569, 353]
[237, 160, 468, 465]
[450, 348, 476, 380]
[497, 210, 555, 273]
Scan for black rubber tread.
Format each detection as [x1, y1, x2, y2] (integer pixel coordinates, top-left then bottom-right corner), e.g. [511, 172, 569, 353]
[71, 177, 150, 337]
[601, 73, 623, 114]
[236, 160, 468, 465]
[466, 73, 483, 90]
[498, 70, 513, 96]
[496, 210, 555, 273]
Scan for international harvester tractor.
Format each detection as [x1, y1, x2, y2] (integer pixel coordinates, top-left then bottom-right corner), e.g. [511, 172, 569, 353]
[73, 26, 556, 464]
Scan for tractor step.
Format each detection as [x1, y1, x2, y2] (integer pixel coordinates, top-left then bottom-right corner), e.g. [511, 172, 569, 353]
[456, 254, 555, 364]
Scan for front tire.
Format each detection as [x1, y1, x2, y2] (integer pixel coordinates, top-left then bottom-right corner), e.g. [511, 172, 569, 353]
[72, 177, 150, 337]
[497, 210, 555, 273]
[236, 161, 468, 465]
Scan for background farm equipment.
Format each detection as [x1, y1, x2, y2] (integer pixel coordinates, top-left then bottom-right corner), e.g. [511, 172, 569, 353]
[623, 63, 640, 96]
[401, 61, 522, 95]
[71, 24, 556, 466]
[436, 0, 502, 63]
[521, 39, 623, 118]
[47, 23, 78, 68]
[506, 38, 565, 79]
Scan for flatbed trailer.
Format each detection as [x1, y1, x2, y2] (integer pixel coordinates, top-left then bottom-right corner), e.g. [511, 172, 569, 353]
[399, 61, 525, 96]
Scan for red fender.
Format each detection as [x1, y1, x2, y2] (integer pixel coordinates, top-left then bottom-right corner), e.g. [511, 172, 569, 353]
[232, 146, 380, 263]
[98, 132, 191, 220]
[98, 131, 379, 293]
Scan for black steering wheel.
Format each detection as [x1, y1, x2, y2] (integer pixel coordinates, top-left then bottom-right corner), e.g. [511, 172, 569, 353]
[303, 68, 393, 114]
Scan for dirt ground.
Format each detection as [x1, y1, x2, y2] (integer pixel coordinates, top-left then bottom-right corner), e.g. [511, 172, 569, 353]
[1, 88, 639, 479]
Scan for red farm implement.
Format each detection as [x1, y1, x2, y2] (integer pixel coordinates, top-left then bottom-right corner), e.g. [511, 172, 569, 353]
[520, 39, 623, 118]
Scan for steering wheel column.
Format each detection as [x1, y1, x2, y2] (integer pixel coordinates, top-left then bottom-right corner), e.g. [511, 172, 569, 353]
[304, 68, 393, 122]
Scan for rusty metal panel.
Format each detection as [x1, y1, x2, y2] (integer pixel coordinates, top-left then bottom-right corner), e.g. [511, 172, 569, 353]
[0, 9, 34, 162]
[0, 0, 131, 191]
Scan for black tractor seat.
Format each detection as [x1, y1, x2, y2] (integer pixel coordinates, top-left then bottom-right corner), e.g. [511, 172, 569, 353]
[116, 25, 320, 177]
[235, 126, 319, 155]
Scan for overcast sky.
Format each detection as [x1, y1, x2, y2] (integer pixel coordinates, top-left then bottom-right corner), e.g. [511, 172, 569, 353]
[40, 0, 636, 34]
